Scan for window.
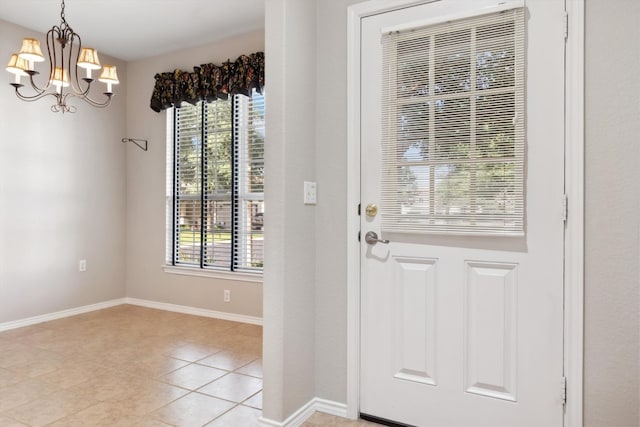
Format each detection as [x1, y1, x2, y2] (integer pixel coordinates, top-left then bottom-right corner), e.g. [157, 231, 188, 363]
[166, 89, 265, 273]
[381, 7, 525, 235]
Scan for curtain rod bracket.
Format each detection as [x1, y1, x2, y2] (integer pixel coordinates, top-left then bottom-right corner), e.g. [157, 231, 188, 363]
[122, 138, 148, 152]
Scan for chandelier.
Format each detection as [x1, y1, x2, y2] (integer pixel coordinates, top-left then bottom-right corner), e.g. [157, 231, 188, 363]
[5, 0, 119, 113]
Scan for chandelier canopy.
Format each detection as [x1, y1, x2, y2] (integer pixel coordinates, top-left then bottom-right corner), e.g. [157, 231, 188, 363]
[5, 0, 118, 113]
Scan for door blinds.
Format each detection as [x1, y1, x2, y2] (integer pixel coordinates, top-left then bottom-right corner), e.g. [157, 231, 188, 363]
[380, 6, 525, 235]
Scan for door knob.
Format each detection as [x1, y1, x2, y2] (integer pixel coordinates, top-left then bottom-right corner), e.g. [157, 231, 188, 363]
[365, 204, 378, 217]
[365, 231, 390, 245]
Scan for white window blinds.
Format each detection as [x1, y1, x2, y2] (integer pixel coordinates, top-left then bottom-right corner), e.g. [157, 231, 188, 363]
[381, 6, 525, 235]
[233, 92, 265, 270]
[167, 90, 264, 272]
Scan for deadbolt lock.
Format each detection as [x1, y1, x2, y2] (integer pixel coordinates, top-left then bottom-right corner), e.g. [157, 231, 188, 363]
[365, 204, 378, 217]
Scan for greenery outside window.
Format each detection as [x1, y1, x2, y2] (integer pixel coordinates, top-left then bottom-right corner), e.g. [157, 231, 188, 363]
[166, 89, 265, 273]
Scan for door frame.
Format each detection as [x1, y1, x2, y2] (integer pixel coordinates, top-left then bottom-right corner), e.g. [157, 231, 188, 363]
[345, 1, 585, 426]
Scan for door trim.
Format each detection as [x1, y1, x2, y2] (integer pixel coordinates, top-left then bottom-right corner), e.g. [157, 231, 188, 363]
[345, 0, 585, 425]
[563, 1, 585, 426]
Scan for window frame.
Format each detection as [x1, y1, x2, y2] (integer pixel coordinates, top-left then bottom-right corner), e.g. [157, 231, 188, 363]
[165, 90, 265, 276]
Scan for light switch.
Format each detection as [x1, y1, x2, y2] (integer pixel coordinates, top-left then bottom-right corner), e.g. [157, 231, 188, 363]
[304, 181, 317, 205]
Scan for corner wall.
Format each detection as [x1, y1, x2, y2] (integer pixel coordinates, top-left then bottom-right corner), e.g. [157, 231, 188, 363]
[314, 0, 362, 405]
[584, 0, 640, 425]
[0, 19, 127, 323]
[262, 0, 318, 421]
[124, 31, 264, 318]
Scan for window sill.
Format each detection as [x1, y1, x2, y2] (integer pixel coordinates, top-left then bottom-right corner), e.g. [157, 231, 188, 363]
[162, 265, 263, 283]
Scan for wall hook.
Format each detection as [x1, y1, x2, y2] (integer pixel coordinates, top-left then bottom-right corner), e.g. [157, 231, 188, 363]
[122, 138, 148, 151]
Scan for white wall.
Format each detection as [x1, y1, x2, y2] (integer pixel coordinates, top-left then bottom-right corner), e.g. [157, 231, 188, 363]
[314, 0, 362, 405]
[262, 0, 318, 421]
[124, 31, 264, 318]
[0, 19, 127, 323]
[584, 0, 640, 425]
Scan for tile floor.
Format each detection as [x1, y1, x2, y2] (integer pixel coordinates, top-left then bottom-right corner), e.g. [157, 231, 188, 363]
[0, 304, 380, 427]
[0, 304, 262, 426]
[301, 412, 381, 427]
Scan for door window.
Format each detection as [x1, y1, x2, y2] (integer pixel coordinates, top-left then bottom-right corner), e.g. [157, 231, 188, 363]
[381, 8, 525, 235]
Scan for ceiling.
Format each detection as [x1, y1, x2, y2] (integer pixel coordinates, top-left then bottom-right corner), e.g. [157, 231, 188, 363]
[0, 0, 265, 61]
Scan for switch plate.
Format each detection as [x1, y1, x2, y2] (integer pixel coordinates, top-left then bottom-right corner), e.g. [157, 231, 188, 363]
[224, 290, 231, 302]
[304, 181, 317, 205]
[79, 259, 87, 272]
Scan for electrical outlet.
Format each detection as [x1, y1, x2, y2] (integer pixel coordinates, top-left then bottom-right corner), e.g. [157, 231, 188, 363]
[224, 289, 231, 302]
[304, 181, 317, 205]
[79, 259, 87, 272]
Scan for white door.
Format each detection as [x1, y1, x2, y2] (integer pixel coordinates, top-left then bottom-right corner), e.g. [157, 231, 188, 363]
[360, 1, 565, 426]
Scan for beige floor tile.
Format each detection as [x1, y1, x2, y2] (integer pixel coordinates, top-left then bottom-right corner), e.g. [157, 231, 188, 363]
[13, 328, 63, 348]
[0, 367, 24, 388]
[303, 412, 383, 426]
[0, 415, 28, 426]
[206, 403, 261, 426]
[0, 305, 266, 425]
[197, 372, 262, 403]
[235, 358, 263, 377]
[150, 391, 235, 426]
[49, 401, 139, 426]
[0, 343, 44, 369]
[0, 325, 47, 340]
[35, 361, 108, 389]
[122, 354, 191, 378]
[164, 341, 222, 362]
[131, 417, 175, 426]
[229, 323, 263, 338]
[112, 380, 190, 416]
[159, 362, 228, 390]
[3, 388, 98, 427]
[7, 350, 67, 378]
[0, 378, 59, 412]
[22, 335, 85, 355]
[243, 390, 262, 409]
[72, 372, 136, 402]
[212, 333, 263, 355]
[197, 350, 259, 371]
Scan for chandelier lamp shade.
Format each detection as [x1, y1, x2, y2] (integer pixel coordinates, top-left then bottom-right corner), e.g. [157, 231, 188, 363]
[5, 0, 119, 113]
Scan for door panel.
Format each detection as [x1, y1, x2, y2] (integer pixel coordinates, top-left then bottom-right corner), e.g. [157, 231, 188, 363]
[360, 1, 565, 426]
[464, 261, 518, 402]
[392, 256, 437, 386]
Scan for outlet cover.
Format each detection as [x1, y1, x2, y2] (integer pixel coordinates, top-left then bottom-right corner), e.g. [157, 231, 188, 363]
[304, 181, 317, 205]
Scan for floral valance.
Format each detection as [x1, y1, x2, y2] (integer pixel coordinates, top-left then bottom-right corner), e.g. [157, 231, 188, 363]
[149, 51, 264, 113]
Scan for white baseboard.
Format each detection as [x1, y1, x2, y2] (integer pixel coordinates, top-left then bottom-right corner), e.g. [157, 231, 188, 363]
[125, 297, 263, 325]
[0, 297, 262, 332]
[0, 298, 126, 332]
[259, 398, 348, 427]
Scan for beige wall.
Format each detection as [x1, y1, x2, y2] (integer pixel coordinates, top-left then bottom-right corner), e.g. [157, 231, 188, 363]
[124, 31, 264, 318]
[0, 19, 127, 323]
[584, 0, 640, 425]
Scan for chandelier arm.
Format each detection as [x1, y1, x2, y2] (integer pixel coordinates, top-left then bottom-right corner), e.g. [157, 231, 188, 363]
[75, 92, 114, 108]
[13, 85, 55, 102]
[69, 33, 85, 94]
[46, 27, 58, 91]
[22, 72, 47, 94]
